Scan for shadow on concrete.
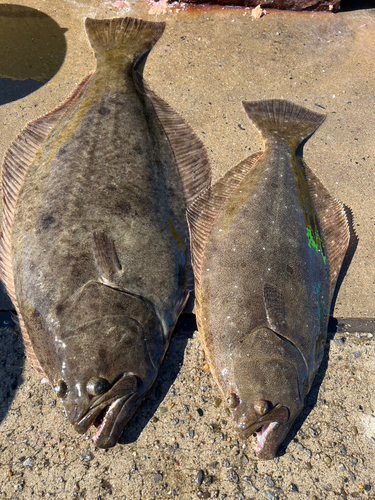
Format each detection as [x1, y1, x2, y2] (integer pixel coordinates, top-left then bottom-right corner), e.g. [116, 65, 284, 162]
[0, 4, 67, 105]
[278, 337, 330, 457]
[0, 313, 24, 425]
[339, 0, 374, 11]
[119, 313, 197, 444]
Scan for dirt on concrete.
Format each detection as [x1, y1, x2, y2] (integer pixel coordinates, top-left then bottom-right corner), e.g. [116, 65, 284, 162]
[0, 1, 374, 499]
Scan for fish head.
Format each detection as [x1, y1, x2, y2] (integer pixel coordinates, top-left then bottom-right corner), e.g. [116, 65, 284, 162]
[224, 327, 307, 459]
[51, 283, 166, 448]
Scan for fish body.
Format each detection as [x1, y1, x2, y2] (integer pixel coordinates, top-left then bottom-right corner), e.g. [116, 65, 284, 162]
[0, 17, 210, 448]
[188, 100, 350, 459]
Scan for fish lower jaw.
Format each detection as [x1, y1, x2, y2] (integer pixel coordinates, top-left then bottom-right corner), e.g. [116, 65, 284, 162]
[92, 398, 122, 447]
[254, 421, 279, 459]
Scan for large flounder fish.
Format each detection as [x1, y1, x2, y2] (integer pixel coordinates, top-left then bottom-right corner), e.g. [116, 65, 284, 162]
[0, 17, 210, 448]
[188, 99, 350, 459]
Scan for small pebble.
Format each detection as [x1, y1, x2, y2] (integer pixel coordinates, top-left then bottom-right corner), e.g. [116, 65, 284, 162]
[324, 456, 332, 466]
[364, 485, 372, 492]
[159, 407, 168, 414]
[222, 459, 230, 468]
[304, 448, 312, 458]
[80, 450, 94, 462]
[197, 492, 210, 499]
[352, 426, 358, 435]
[290, 484, 299, 492]
[197, 408, 204, 417]
[243, 476, 259, 492]
[371, 437, 375, 445]
[352, 351, 361, 358]
[14, 481, 25, 492]
[236, 494, 245, 500]
[196, 470, 205, 486]
[308, 428, 319, 438]
[227, 470, 239, 483]
[188, 429, 195, 439]
[264, 475, 275, 488]
[22, 458, 34, 468]
[339, 445, 347, 456]
[263, 491, 277, 500]
[338, 463, 346, 472]
[153, 473, 163, 483]
[214, 398, 222, 408]
[349, 471, 356, 481]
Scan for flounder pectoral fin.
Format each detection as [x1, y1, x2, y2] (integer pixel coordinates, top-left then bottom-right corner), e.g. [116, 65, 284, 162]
[0, 73, 93, 373]
[136, 77, 211, 209]
[302, 160, 351, 301]
[92, 231, 123, 285]
[263, 283, 287, 332]
[187, 152, 262, 288]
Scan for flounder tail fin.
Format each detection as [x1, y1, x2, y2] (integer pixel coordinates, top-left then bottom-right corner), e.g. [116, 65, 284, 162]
[85, 17, 165, 63]
[243, 99, 325, 144]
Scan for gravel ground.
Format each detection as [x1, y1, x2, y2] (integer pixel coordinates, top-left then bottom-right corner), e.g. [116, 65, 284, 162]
[0, 1, 374, 499]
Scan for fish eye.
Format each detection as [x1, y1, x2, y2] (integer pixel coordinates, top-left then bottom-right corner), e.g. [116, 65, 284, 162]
[54, 379, 68, 398]
[87, 377, 110, 396]
[227, 393, 240, 408]
[254, 399, 270, 416]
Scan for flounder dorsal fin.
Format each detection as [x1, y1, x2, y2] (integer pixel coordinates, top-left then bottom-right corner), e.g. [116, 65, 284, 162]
[0, 73, 93, 372]
[187, 152, 262, 288]
[302, 160, 351, 300]
[263, 283, 287, 332]
[138, 78, 211, 208]
[92, 231, 123, 285]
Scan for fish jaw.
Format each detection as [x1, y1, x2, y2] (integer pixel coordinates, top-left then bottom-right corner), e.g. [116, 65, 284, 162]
[236, 404, 291, 460]
[254, 421, 290, 460]
[72, 373, 140, 448]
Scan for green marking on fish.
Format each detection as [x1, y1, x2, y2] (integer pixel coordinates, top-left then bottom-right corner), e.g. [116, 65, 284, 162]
[306, 226, 326, 265]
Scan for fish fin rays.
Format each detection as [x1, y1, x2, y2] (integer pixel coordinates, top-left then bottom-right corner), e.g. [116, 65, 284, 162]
[85, 17, 165, 61]
[140, 79, 211, 208]
[0, 73, 93, 368]
[187, 153, 262, 286]
[92, 231, 123, 285]
[303, 160, 351, 300]
[243, 99, 325, 143]
[263, 283, 287, 332]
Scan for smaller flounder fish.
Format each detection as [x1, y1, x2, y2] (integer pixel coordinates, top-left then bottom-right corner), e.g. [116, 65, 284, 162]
[0, 17, 210, 448]
[188, 99, 350, 459]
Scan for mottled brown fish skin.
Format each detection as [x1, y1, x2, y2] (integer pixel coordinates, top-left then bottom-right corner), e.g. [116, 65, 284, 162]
[1, 18, 210, 448]
[188, 99, 350, 459]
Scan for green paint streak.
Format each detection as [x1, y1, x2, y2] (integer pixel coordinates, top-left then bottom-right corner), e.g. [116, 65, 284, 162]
[306, 226, 326, 265]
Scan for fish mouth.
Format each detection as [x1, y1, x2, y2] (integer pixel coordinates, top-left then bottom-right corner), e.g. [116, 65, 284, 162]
[237, 404, 290, 460]
[74, 373, 139, 448]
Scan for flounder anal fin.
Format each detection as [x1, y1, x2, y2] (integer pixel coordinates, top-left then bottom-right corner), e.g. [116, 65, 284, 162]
[140, 80, 211, 208]
[303, 160, 351, 300]
[92, 231, 123, 285]
[263, 283, 287, 332]
[187, 153, 262, 287]
[0, 73, 93, 373]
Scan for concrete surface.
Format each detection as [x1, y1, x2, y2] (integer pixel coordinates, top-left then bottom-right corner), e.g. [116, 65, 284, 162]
[0, 1, 374, 499]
